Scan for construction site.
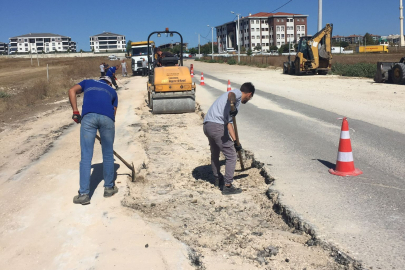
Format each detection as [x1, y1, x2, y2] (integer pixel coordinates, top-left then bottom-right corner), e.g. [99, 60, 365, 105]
[1, 0, 405, 269]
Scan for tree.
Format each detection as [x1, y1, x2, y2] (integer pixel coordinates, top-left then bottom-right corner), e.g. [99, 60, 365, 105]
[254, 44, 262, 51]
[247, 49, 253, 56]
[241, 46, 246, 53]
[340, 41, 349, 48]
[171, 45, 181, 55]
[270, 45, 278, 51]
[364, 33, 375, 45]
[79, 49, 83, 53]
[126, 40, 132, 53]
[278, 44, 290, 54]
[189, 47, 198, 54]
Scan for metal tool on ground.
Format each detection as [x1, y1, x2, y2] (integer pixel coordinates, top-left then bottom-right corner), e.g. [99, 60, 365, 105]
[95, 134, 136, 181]
[329, 117, 362, 176]
[227, 80, 231, 91]
[146, 28, 196, 114]
[374, 56, 405, 84]
[231, 103, 245, 171]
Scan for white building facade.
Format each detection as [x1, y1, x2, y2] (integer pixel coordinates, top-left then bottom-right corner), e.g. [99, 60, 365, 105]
[8, 33, 76, 54]
[216, 12, 308, 53]
[90, 32, 126, 53]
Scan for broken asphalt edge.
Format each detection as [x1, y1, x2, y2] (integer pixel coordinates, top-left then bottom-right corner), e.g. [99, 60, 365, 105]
[196, 102, 367, 270]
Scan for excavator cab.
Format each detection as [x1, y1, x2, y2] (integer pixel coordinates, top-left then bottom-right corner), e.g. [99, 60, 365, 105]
[283, 24, 333, 75]
[146, 28, 196, 114]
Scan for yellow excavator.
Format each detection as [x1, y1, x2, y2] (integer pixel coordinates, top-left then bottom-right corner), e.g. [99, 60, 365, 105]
[283, 23, 333, 75]
[146, 29, 196, 114]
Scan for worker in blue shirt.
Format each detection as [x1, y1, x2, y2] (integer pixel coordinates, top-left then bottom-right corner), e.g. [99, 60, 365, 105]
[106, 64, 120, 89]
[68, 76, 119, 205]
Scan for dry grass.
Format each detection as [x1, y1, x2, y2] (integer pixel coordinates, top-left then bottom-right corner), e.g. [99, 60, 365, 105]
[0, 56, 130, 114]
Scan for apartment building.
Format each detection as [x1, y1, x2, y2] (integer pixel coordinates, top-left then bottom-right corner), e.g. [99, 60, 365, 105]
[332, 34, 382, 44]
[216, 12, 308, 53]
[159, 42, 188, 51]
[8, 33, 76, 54]
[0, 42, 8, 54]
[90, 32, 126, 53]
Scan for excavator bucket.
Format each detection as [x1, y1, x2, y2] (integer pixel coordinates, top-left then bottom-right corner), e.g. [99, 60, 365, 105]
[374, 62, 394, 83]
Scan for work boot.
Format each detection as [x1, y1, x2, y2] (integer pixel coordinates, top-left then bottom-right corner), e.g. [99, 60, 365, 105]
[222, 184, 242, 195]
[213, 174, 224, 188]
[73, 192, 90, 205]
[104, 185, 118, 197]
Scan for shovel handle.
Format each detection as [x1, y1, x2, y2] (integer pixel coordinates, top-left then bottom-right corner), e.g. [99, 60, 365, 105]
[231, 103, 245, 171]
[95, 134, 133, 171]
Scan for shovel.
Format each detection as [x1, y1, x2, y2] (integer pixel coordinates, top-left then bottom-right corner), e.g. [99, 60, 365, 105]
[231, 103, 245, 171]
[95, 134, 135, 182]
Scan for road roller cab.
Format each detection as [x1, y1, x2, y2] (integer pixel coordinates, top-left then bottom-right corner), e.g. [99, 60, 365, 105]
[146, 29, 196, 114]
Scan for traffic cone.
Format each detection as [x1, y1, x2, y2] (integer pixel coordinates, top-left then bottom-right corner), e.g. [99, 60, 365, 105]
[190, 64, 194, 78]
[227, 80, 231, 91]
[329, 117, 363, 176]
[200, 72, 205, 85]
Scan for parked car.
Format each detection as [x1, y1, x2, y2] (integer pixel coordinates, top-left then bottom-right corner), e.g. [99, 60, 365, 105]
[109, 54, 118, 60]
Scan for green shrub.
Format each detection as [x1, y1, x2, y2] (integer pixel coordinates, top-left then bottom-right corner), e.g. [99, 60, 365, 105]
[0, 91, 10, 98]
[217, 59, 224, 63]
[227, 58, 237, 65]
[194, 58, 200, 61]
[332, 63, 376, 78]
[208, 59, 217, 63]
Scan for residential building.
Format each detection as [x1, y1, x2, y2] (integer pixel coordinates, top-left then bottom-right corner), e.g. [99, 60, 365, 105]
[0, 42, 8, 54]
[8, 33, 76, 53]
[331, 35, 346, 43]
[158, 42, 188, 51]
[346, 34, 363, 44]
[370, 34, 381, 42]
[215, 11, 308, 52]
[90, 32, 126, 53]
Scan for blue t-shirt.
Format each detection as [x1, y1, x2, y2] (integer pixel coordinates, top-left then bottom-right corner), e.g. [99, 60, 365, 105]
[78, 79, 118, 121]
[106, 66, 116, 77]
[203, 89, 241, 125]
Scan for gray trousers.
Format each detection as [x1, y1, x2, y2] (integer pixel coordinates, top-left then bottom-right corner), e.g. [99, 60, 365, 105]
[203, 121, 237, 185]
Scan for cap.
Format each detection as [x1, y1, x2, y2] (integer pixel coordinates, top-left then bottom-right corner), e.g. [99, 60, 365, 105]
[99, 76, 112, 84]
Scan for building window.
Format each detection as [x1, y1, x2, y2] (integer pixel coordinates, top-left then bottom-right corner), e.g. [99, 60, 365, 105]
[281, 19, 284, 22]
[262, 35, 265, 39]
[277, 26, 280, 32]
[261, 28, 265, 31]
[252, 36, 255, 39]
[252, 43, 255, 46]
[277, 34, 280, 39]
[256, 20, 259, 24]
[19, 38, 22, 41]
[277, 42, 280, 45]
[281, 26, 285, 31]
[256, 35, 260, 39]
[262, 43, 265, 46]
[301, 25, 305, 31]
[281, 34, 284, 38]
[265, 35, 269, 38]
[297, 26, 300, 31]
[256, 28, 259, 31]
[277, 19, 279, 22]
[52, 38, 55, 41]
[265, 28, 268, 31]
[266, 43, 269, 46]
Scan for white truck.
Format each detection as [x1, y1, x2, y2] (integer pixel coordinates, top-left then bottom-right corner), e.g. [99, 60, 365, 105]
[131, 41, 155, 76]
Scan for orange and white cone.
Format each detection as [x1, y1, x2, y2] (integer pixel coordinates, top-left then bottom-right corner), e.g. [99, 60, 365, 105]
[200, 72, 205, 86]
[190, 64, 194, 78]
[329, 117, 363, 176]
[227, 80, 231, 91]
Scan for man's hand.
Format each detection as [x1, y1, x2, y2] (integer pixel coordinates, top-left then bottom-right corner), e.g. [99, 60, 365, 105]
[230, 107, 238, 117]
[72, 111, 81, 124]
[234, 142, 242, 152]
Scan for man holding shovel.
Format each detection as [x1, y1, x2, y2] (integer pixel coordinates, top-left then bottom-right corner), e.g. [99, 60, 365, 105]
[203, 82, 255, 195]
[68, 76, 118, 205]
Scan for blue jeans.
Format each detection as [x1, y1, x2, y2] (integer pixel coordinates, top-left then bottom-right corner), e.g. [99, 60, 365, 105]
[80, 113, 115, 194]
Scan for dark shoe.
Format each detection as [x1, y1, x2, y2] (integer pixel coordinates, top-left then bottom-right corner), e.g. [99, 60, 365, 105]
[222, 185, 242, 195]
[104, 185, 118, 197]
[73, 192, 90, 205]
[213, 174, 224, 188]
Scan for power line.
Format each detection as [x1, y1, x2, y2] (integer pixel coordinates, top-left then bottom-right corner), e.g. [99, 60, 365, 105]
[270, 0, 293, 13]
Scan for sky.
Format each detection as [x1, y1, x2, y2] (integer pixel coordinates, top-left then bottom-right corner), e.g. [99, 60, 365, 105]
[1, 0, 403, 51]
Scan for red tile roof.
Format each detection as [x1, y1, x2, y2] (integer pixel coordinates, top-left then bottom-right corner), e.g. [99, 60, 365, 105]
[248, 12, 303, 17]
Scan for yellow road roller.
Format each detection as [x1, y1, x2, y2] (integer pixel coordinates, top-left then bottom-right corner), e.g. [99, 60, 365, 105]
[146, 29, 196, 114]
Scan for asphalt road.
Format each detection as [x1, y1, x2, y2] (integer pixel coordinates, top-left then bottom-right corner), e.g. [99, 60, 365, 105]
[194, 69, 405, 270]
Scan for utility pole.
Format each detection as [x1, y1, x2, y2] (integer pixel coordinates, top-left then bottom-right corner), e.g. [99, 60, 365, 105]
[318, 0, 322, 31]
[401, 0, 405, 46]
[207, 25, 214, 60]
[198, 33, 200, 56]
[231, 11, 241, 63]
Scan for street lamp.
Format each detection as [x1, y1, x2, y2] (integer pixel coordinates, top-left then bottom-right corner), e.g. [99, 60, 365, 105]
[231, 11, 241, 63]
[207, 25, 214, 59]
